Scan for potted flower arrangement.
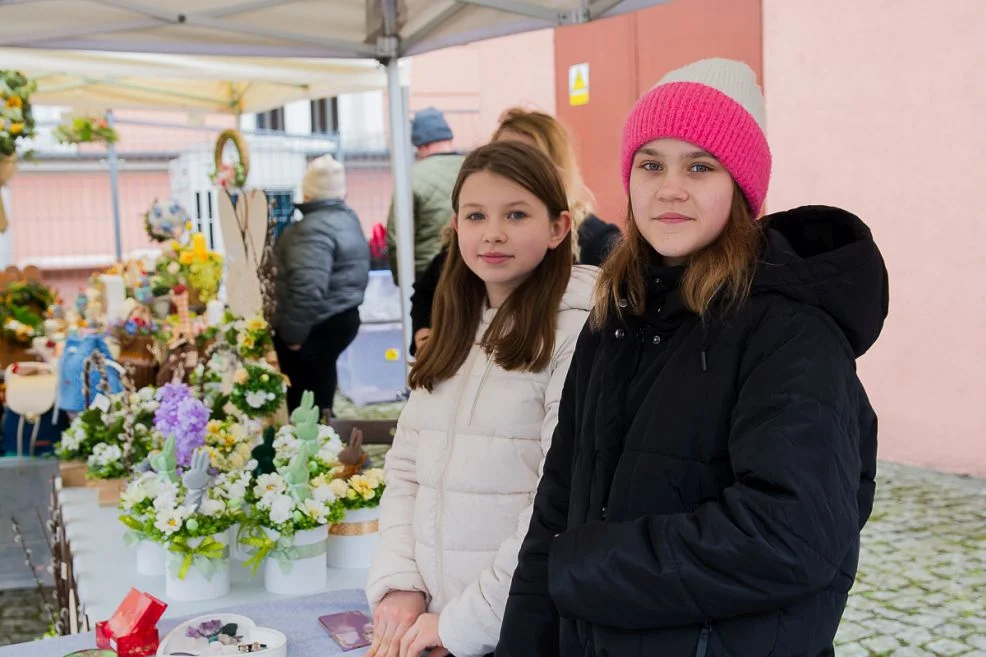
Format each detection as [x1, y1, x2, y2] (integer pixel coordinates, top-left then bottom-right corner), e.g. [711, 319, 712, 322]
[0, 278, 55, 367]
[239, 452, 343, 595]
[140, 441, 246, 601]
[0, 71, 35, 232]
[325, 465, 386, 569]
[52, 115, 119, 145]
[0, 70, 35, 171]
[234, 315, 274, 362]
[118, 468, 181, 575]
[149, 233, 223, 310]
[230, 364, 286, 421]
[55, 388, 158, 489]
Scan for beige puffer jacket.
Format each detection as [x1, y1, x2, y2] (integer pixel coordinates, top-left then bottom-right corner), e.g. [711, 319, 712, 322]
[366, 265, 598, 657]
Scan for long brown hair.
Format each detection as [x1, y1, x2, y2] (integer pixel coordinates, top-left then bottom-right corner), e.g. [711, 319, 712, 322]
[492, 108, 594, 258]
[409, 141, 573, 392]
[591, 184, 763, 328]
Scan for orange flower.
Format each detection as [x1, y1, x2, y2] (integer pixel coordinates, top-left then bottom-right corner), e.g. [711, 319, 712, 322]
[5, 96, 22, 109]
[9, 123, 24, 136]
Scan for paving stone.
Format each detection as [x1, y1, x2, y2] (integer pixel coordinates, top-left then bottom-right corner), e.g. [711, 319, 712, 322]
[892, 647, 937, 657]
[862, 634, 902, 653]
[925, 638, 974, 656]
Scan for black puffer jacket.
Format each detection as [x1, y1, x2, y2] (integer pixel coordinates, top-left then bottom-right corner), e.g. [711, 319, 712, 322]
[495, 206, 889, 657]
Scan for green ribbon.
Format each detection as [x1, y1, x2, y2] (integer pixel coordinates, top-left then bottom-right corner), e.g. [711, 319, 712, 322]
[241, 531, 327, 576]
[166, 536, 229, 581]
[119, 515, 147, 546]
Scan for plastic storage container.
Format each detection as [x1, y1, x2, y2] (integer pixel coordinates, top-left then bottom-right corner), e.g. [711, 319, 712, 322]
[359, 270, 402, 323]
[336, 321, 406, 405]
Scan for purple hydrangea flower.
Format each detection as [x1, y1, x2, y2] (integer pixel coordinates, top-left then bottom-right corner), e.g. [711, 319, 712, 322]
[173, 396, 209, 467]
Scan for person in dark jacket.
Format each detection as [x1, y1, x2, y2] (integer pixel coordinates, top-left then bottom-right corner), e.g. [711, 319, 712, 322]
[408, 109, 620, 357]
[273, 154, 370, 416]
[495, 58, 889, 657]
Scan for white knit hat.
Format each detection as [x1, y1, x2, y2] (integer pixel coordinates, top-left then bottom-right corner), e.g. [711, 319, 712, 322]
[302, 154, 346, 200]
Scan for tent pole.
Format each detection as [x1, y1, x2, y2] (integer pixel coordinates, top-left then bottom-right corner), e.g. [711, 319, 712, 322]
[106, 109, 123, 263]
[386, 57, 415, 375]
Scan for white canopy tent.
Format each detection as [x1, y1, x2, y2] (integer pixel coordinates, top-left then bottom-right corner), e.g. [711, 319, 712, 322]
[1, 0, 667, 366]
[1, 48, 399, 114]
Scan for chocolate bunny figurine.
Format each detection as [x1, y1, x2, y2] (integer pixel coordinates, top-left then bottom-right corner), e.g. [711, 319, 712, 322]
[337, 427, 367, 479]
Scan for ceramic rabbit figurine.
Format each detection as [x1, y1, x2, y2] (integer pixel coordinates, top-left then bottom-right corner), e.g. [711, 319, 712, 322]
[149, 436, 179, 483]
[182, 448, 212, 512]
[281, 452, 312, 503]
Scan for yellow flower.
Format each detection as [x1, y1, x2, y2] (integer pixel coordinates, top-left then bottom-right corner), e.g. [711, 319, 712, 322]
[169, 240, 181, 252]
[349, 475, 377, 501]
[207, 420, 224, 435]
[244, 317, 267, 332]
[9, 123, 24, 136]
[6, 96, 22, 109]
[178, 251, 194, 265]
[328, 478, 350, 498]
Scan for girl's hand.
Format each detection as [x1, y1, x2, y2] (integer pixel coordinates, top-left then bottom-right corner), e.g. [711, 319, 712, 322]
[367, 590, 427, 657]
[399, 613, 446, 657]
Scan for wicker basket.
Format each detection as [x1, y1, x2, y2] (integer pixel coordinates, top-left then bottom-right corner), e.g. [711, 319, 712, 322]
[59, 460, 88, 488]
[86, 477, 125, 506]
[116, 335, 159, 390]
[0, 339, 37, 369]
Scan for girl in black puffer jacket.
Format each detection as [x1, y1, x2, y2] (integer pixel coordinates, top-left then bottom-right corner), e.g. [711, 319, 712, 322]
[495, 58, 889, 657]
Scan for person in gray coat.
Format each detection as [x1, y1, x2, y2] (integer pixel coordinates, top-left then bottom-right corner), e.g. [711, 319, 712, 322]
[273, 154, 370, 416]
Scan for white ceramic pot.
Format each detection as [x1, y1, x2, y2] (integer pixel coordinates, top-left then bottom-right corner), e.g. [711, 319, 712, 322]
[263, 526, 328, 595]
[136, 540, 166, 576]
[326, 507, 379, 570]
[164, 531, 231, 601]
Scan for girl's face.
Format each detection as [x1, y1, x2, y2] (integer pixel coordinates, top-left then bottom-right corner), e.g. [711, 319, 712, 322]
[629, 138, 735, 265]
[455, 170, 570, 308]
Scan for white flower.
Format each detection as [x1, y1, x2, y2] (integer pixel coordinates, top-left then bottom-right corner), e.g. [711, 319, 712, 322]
[254, 473, 285, 499]
[301, 499, 328, 524]
[60, 426, 84, 453]
[154, 506, 189, 536]
[137, 387, 156, 402]
[88, 443, 123, 468]
[268, 494, 295, 524]
[119, 482, 147, 510]
[225, 481, 247, 502]
[153, 489, 178, 513]
[199, 498, 225, 517]
[273, 431, 301, 460]
[317, 433, 344, 464]
[245, 390, 268, 408]
[312, 484, 337, 505]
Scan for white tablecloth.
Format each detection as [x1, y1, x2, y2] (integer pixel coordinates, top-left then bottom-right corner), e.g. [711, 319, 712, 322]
[59, 486, 370, 622]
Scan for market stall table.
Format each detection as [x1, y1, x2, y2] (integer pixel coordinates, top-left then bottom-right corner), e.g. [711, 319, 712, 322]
[0, 587, 372, 656]
[57, 485, 370, 622]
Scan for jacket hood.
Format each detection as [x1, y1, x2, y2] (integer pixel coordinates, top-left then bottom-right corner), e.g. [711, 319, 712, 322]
[561, 264, 599, 314]
[755, 205, 889, 357]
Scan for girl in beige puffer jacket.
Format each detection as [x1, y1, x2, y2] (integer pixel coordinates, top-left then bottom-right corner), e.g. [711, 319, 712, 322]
[366, 141, 598, 657]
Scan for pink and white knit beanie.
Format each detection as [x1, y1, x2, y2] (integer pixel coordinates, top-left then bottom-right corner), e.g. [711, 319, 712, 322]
[620, 58, 771, 215]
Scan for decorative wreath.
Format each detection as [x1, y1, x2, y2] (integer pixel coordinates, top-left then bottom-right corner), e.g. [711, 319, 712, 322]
[210, 129, 250, 189]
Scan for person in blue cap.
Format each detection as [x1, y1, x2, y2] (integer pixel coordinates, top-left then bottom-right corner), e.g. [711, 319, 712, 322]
[386, 107, 465, 285]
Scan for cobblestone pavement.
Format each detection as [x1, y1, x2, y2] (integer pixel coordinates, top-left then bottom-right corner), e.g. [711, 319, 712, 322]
[2, 460, 983, 650]
[0, 587, 53, 645]
[835, 461, 986, 656]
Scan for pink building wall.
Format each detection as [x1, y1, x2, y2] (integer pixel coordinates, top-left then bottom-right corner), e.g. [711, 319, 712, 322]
[763, 0, 986, 475]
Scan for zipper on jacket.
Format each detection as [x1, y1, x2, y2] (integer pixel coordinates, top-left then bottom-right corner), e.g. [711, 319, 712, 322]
[465, 359, 495, 425]
[695, 624, 712, 657]
[433, 347, 476, 608]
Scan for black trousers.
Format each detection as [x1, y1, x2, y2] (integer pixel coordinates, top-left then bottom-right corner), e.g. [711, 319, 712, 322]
[275, 306, 361, 417]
